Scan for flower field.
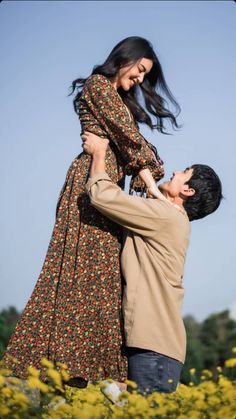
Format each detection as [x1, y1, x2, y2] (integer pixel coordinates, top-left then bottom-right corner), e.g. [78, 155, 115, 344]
[1, 351, 236, 418]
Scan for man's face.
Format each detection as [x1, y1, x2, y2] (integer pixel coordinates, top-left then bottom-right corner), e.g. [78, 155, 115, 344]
[159, 168, 194, 199]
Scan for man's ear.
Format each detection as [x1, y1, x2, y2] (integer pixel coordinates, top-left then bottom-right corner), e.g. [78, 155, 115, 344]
[180, 186, 195, 198]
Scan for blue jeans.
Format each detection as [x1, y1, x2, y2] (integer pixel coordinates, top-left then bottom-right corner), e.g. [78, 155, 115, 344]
[127, 348, 183, 395]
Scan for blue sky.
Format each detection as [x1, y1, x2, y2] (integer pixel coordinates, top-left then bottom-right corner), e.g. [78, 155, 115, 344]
[0, 1, 235, 322]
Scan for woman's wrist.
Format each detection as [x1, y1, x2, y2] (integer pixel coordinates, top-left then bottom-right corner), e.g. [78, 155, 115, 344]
[93, 150, 106, 160]
[139, 168, 156, 189]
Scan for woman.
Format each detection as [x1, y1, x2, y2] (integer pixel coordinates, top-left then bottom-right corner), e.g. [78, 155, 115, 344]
[3, 36, 180, 387]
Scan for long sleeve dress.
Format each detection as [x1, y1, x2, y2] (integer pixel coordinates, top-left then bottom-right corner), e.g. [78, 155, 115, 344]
[3, 74, 164, 383]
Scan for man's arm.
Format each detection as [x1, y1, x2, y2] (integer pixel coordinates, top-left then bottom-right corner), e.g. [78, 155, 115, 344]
[82, 132, 108, 178]
[83, 132, 167, 237]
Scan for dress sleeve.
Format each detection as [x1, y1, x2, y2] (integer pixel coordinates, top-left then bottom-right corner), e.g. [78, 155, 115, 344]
[79, 74, 164, 181]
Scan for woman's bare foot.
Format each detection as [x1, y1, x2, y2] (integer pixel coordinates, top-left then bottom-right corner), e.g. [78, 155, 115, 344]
[115, 381, 127, 391]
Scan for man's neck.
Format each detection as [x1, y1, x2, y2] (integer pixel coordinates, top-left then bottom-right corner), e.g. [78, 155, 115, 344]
[158, 189, 185, 210]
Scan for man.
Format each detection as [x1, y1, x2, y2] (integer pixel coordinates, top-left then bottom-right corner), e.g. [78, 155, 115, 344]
[82, 131, 222, 396]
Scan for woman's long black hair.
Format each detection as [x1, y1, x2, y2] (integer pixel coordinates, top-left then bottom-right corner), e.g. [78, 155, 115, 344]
[71, 36, 181, 134]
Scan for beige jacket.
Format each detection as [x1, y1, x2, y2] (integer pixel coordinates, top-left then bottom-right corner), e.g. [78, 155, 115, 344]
[86, 173, 190, 363]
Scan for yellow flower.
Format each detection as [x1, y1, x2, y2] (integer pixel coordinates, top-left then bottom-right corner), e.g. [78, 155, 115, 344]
[6, 377, 21, 385]
[2, 360, 236, 417]
[185, 411, 202, 419]
[218, 375, 234, 389]
[83, 392, 101, 405]
[125, 379, 137, 389]
[232, 347, 236, 353]
[60, 369, 70, 382]
[27, 365, 40, 377]
[1, 386, 13, 397]
[0, 368, 12, 376]
[47, 368, 62, 388]
[28, 376, 49, 393]
[0, 406, 10, 416]
[189, 368, 196, 375]
[208, 395, 221, 406]
[202, 369, 213, 378]
[40, 357, 54, 368]
[71, 404, 108, 419]
[225, 357, 236, 368]
[200, 380, 216, 394]
[195, 399, 207, 410]
[56, 361, 68, 369]
[13, 392, 29, 405]
[55, 403, 72, 414]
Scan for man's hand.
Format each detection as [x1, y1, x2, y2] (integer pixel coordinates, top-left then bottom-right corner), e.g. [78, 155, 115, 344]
[81, 132, 109, 177]
[81, 131, 109, 156]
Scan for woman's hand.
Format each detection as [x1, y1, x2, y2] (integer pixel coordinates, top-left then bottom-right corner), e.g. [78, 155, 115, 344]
[138, 168, 163, 199]
[81, 131, 109, 156]
[146, 185, 162, 199]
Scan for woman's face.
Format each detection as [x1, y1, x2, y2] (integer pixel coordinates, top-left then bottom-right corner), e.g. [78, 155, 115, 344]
[112, 58, 153, 91]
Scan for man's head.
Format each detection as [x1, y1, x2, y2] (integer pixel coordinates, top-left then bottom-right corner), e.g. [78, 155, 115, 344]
[159, 164, 223, 221]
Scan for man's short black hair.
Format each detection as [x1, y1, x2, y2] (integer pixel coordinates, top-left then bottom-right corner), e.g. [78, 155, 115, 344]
[183, 164, 223, 221]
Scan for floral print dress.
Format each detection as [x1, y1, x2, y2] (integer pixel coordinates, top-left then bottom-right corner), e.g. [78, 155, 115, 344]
[3, 75, 164, 383]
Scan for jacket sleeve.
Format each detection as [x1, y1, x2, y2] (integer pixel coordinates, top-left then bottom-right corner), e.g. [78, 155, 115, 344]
[86, 174, 168, 237]
[79, 74, 164, 179]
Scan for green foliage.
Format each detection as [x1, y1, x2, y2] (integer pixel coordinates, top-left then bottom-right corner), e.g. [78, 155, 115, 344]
[0, 307, 20, 358]
[181, 316, 204, 384]
[182, 310, 236, 383]
[200, 310, 236, 368]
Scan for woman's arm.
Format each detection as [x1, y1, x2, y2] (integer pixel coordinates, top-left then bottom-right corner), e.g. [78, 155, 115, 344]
[138, 168, 161, 198]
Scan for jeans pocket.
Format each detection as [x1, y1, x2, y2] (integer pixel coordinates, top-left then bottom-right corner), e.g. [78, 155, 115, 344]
[156, 355, 182, 393]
